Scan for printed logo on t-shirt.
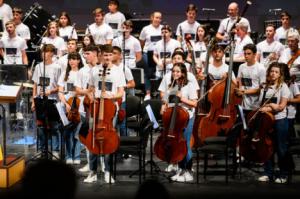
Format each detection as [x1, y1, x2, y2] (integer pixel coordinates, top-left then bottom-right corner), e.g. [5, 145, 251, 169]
[5, 48, 17, 55]
[39, 77, 50, 86]
[168, 94, 180, 104]
[67, 83, 74, 92]
[262, 52, 271, 59]
[62, 35, 68, 42]
[279, 38, 286, 45]
[263, 97, 277, 104]
[150, 35, 162, 42]
[195, 50, 206, 58]
[124, 49, 130, 57]
[241, 77, 252, 87]
[98, 81, 113, 92]
[108, 23, 118, 30]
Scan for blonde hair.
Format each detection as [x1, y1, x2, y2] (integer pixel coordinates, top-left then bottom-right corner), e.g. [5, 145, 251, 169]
[92, 8, 105, 16]
[46, 21, 59, 37]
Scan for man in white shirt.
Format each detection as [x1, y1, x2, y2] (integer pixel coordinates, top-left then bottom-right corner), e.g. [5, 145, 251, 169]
[216, 2, 251, 42]
[256, 24, 284, 68]
[275, 11, 298, 46]
[0, 0, 12, 33]
[176, 4, 200, 50]
[112, 20, 142, 69]
[104, 0, 126, 38]
[57, 39, 80, 73]
[236, 44, 266, 114]
[233, 21, 253, 62]
[86, 8, 114, 45]
[0, 20, 28, 64]
[11, 7, 30, 41]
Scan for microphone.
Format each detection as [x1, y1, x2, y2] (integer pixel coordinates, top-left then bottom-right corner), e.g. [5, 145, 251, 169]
[202, 8, 216, 12]
[269, 8, 282, 12]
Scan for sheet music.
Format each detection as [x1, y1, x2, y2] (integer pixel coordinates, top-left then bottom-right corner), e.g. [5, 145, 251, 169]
[0, 84, 21, 98]
[55, 102, 70, 126]
[146, 104, 159, 129]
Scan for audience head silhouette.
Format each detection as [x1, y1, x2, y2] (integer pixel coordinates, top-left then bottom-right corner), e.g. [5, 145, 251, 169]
[134, 178, 170, 199]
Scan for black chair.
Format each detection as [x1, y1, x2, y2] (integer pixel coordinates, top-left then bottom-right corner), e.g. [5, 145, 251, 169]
[114, 96, 154, 184]
[196, 122, 243, 183]
[125, 95, 142, 134]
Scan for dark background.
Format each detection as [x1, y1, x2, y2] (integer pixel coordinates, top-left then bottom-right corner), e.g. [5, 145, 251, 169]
[6, 0, 300, 35]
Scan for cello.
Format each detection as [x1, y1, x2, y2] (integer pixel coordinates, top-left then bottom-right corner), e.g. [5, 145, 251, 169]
[81, 65, 120, 154]
[199, 39, 242, 144]
[154, 80, 189, 164]
[239, 84, 283, 163]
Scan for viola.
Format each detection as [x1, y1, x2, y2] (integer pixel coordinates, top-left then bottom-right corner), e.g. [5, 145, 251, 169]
[154, 81, 188, 164]
[198, 40, 242, 144]
[80, 65, 119, 154]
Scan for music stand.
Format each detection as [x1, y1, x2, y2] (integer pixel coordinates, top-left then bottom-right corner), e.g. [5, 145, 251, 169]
[0, 64, 28, 85]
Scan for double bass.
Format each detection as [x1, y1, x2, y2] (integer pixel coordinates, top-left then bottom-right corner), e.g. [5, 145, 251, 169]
[154, 80, 188, 164]
[199, 40, 242, 143]
[80, 65, 119, 154]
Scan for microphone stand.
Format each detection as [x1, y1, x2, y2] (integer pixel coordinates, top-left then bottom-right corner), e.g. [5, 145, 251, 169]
[122, 30, 128, 136]
[162, 33, 166, 77]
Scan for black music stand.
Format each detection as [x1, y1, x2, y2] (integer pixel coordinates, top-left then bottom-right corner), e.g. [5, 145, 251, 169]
[0, 64, 28, 85]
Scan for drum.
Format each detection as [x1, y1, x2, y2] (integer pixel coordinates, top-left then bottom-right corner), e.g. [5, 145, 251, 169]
[23, 2, 57, 48]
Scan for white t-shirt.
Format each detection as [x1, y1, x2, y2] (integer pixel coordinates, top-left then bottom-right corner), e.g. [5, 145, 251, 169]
[116, 62, 134, 102]
[234, 35, 253, 58]
[139, 24, 163, 53]
[58, 70, 84, 113]
[74, 65, 94, 90]
[153, 38, 181, 77]
[32, 62, 61, 100]
[59, 26, 78, 42]
[259, 83, 290, 120]
[191, 40, 207, 67]
[14, 23, 30, 40]
[218, 17, 251, 38]
[0, 35, 27, 64]
[0, 3, 12, 31]
[256, 39, 284, 67]
[86, 23, 114, 45]
[104, 11, 126, 38]
[208, 63, 236, 80]
[287, 83, 300, 119]
[158, 76, 198, 118]
[41, 36, 66, 57]
[279, 48, 300, 83]
[112, 35, 142, 69]
[89, 64, 126, 98]
[176, 20, 200, 50]
[274, 27, 298, 46]
[237, 62, 266, 110]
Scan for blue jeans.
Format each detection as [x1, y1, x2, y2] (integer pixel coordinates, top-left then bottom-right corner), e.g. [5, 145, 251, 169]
[179, 115, 195, 170]
[64, 121, 82, 160]
[118, 101, 127, 136]
[37, 121, 61, 152]
[263, 118, 289, 179]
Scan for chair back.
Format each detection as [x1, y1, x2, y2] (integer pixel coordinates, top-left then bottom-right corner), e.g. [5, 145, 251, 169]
[126, 95, 142, 118]
[226, 122, 243, 148]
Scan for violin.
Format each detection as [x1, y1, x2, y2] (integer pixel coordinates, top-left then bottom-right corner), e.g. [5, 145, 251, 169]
[154, 80, 188, 164]
[66, 95, 81, 124]
[198, 40, 242, 144]
[80, 65, 119, 154]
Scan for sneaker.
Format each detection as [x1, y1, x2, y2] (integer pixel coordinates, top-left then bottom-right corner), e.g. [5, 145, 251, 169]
[275, 178, 287, 184]
[73, 159, 81, 165]
[79, 164, 90, 172]
[83, 172, 97, 183]
[170, 169, 182, 181]
[176, 171, 194, 182]
[104, 171, 115, 184]
[258, 175, 270, 182]
[16, 112, 24, 120]
[144, 94, 151, 101]
[52, 151, 60, 160]
[165, 164, 178, 172]
[66, 159, 73, 164]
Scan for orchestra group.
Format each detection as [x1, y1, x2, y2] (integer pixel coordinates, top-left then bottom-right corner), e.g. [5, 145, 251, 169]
[1, 0, 300, 185]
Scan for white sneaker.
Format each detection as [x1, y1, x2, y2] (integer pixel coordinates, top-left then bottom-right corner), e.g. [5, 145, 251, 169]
[16, 112, 24, 120]
[66, 159, 73, 164]
[104, 171, 115, 184]
[170, 169, 182, 181]
[258, 175, 270, 182]
[52, 151, 60, 160]
[165, 164, 178, 172]
[79, 164, 90, 172]
[83, 172, 97, 183]
[144, 94, 151, 101]
[275, 178, 287, 184]
[73, 159, 81, 165]
[176, 171, 194, 182]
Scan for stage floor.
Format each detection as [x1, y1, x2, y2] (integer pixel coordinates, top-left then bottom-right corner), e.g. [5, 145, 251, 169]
[1, 131, 300, 199]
